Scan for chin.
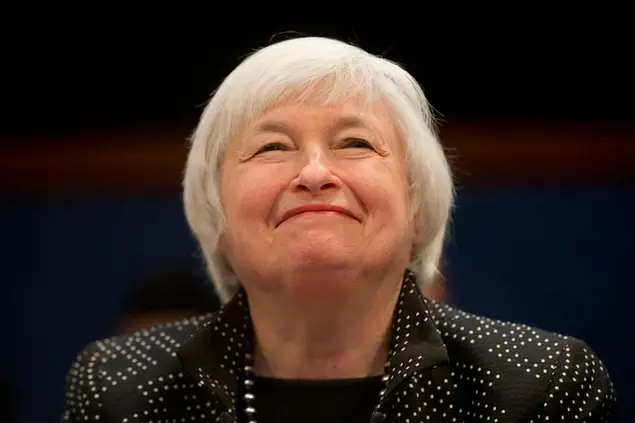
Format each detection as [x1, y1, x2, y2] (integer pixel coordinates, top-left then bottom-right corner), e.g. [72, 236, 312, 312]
[286, 247, 354, 269]
[279, 257, 362, 299]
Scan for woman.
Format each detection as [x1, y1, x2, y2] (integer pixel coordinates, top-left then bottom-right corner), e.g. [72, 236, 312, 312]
[63, 37, 616, 423]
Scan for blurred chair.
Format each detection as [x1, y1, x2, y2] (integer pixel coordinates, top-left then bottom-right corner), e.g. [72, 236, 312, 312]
[422, 281, 449, 303]
[119, 267, 221, 334]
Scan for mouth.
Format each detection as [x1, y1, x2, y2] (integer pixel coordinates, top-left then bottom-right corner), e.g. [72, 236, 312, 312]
[278, 204, 359, 227]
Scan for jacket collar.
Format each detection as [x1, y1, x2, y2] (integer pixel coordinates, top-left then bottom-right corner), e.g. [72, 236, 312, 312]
[178, 271, 449, 416]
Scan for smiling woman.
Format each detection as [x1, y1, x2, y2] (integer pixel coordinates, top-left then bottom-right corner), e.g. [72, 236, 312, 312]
[218, 99, 415, 308]
[62, 36, 616, 423]
[185, 44, 452, 305]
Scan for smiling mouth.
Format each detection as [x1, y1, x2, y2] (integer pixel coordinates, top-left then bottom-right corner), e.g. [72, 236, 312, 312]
[287, 210, 346, 220]
[278, 205, 359, 227]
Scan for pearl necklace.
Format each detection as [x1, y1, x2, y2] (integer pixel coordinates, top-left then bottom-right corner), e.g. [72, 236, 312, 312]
[241, 352, 391, 423]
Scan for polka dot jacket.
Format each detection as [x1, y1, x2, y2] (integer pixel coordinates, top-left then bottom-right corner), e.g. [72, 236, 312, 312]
[62, 272, 616, 422]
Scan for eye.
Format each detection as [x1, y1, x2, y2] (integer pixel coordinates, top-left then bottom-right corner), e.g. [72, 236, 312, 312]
[341, 138, 373, 149]
[255, 142, 287, 154]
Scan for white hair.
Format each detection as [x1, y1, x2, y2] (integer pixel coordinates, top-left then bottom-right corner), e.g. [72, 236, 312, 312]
[183, 36, 454, 303]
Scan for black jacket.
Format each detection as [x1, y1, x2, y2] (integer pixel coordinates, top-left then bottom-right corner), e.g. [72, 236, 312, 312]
[63, 273, 616, 422]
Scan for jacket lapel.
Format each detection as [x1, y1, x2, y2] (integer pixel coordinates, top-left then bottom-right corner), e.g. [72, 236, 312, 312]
[178, 291, 253, 417]
[378, 271, 450, 408]
[178, 271, 451, 420]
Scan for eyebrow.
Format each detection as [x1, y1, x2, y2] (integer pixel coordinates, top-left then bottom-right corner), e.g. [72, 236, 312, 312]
[254, 115, 370, 135]
[254, 120, 293, 134]
[331, 115, 369, 132]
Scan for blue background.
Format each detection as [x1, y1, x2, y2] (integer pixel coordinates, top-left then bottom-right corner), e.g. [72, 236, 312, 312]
[2, 187, 633, 423]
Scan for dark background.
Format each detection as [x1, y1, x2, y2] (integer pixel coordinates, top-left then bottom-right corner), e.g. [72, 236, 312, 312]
[1, 15, 633, 423]
[3, 15, 634, 138]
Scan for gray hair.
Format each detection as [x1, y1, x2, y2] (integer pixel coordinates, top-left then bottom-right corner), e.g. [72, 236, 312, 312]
[183, 37, 454, 303]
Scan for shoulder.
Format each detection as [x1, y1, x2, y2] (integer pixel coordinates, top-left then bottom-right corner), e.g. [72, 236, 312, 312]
[541, 337, 616, 421]
[62, 314, 212, 422]
[426, 301, 616, 421]
[427, 300, 570, 360]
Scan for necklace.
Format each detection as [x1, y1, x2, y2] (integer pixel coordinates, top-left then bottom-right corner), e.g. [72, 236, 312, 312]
[241, 352, 391, 423]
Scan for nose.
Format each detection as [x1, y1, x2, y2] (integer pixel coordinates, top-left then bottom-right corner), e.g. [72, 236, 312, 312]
[292, 149, 340, 195]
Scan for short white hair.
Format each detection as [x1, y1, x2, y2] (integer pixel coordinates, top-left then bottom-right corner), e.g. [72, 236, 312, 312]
[183, 36, 454, 303]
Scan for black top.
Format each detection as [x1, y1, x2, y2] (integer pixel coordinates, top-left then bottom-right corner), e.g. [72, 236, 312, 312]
[62, 271, 616, 423]
[251, 376, 382, 423]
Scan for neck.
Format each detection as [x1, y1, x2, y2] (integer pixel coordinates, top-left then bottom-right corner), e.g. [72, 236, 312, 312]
[246, 271, 402, 380]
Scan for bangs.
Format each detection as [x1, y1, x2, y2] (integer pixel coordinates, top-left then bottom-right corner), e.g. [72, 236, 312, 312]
[230, 70, 383, 134]
[210, 63, 387, 168]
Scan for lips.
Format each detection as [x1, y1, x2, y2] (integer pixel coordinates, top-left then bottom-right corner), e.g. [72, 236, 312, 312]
[278, 204, 359, 226]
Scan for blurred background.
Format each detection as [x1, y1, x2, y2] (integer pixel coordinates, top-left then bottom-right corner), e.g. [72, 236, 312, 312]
[1, 14, 634, 423]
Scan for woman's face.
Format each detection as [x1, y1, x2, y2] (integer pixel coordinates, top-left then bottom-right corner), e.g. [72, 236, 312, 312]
[219, 98, 415, 295]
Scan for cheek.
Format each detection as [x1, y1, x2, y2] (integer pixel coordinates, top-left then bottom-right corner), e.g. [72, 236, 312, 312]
[223, 168, 284, 223]
[361, 162, 410, 221]
[379, 186, 409, 227]
[221, 168, 285, 260]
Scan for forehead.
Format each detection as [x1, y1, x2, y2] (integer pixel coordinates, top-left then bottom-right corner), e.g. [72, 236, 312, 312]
[249, 98, 398, 136]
